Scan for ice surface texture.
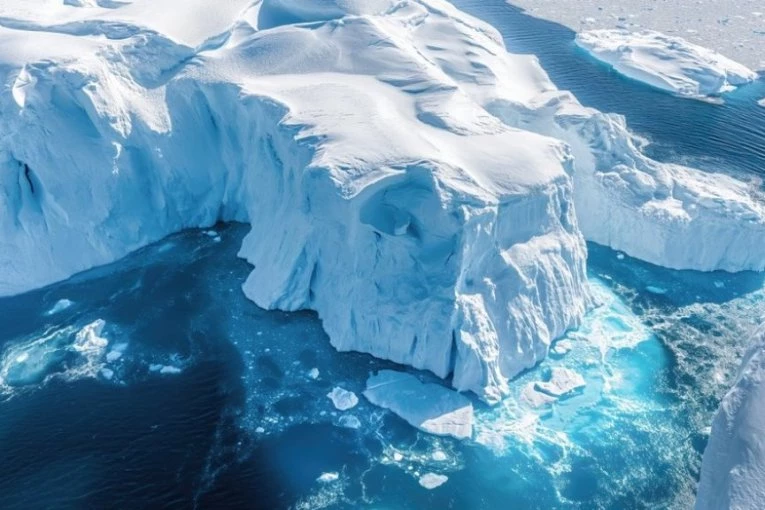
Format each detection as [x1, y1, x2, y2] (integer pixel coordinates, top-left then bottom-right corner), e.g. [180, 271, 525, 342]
[575, 29, 757, 98]
[364, 370, 473, 439]
[697, 328, 765, 510]
[0, 0, 762, 401]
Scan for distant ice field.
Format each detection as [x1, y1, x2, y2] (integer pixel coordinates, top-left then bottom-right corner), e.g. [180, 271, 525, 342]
[507, 0, 765, 71]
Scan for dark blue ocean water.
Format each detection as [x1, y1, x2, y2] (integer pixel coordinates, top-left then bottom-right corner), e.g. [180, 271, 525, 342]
[1, 4, 764, 510]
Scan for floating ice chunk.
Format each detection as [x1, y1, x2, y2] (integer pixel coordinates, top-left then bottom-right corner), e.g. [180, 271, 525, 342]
[575, 29, 757, 98]
[308, 368, 320, 380]
[327, 387, 358, 411]
[521, 382, 557, 408]
[204, 230, 218, 237]
[645, 285, 668, 295]
[255, 427, 265, 434]
[316, 472, 339, 483]
[100, 367, 114, 380]
[418, 473, 448, 489]
[392, 452, 404, 462]
[338, 415, 361, 429]
[364, 370, 473, 440]
[551, 340, 573, 356]
[106, 351, 122, 363]
[159, 365, 182, 375]
[535, 367, 586, 398]
[431, 450, 448, 462]
[758, 98, 765, 108]
[73, 320, 108, 354]
[149, 364, 164, 372]
[45, 299, 74, 316]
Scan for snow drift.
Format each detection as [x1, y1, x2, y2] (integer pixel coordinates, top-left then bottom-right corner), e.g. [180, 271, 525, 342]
[0, 0, 763, 401]
[697, 327, 765, 510]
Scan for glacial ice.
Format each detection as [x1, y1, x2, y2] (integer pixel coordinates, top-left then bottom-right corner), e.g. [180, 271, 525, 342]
[697, 327, 765, 510]
[575, 29, 757, 98]
[418, 473, 449, 489]
[364, 370, 473, 440]
[0, 0, 763, 404]
[327, 387, 358, 411]
[534, 367, 585, 398]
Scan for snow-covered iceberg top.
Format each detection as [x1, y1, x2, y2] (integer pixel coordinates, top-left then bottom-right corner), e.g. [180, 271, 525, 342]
[696, 327, 765, 510]
[575, 29, 758, 98]
[364, 370, 473, 440]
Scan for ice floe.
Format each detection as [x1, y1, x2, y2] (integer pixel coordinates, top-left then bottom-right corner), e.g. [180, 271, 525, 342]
[575, 29, 757, 98]
[364, 370, 473, 440]
[327, 387, 358, 411]
[418, 472, 448, 489]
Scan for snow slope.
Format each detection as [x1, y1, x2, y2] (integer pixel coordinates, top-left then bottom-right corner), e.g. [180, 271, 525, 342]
[0, 0, 763, 401]
[697, 327, 765, 510]
[575, 29, 758, 98]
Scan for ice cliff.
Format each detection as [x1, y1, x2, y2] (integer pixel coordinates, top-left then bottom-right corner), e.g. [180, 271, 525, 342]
[697, 328, 765, 510]
[575, 29, 758, 99]
[0, 0, 763, 401]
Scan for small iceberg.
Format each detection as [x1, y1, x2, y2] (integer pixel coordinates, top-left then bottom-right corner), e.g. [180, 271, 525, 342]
[327, 387, 358, 411]
[364, 370, 473, 440]
[535, 367, 586, 398]
[575, 29, 757, 98]
[317, 472, 339, 483]
[418, 473, 448, 489]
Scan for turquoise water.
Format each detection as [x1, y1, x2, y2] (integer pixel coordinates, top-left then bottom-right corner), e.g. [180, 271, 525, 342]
[1, 3, 764, 509]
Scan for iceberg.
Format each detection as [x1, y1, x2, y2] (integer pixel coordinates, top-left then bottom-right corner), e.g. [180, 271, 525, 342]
[0, 0, 762, 402]
[575, 29, 757, 98]
[696, 328, 765, 510]
[0, 0, 591, 402]
[363, 370, 473, 440]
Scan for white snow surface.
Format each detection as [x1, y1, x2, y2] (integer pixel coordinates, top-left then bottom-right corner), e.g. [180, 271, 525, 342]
[364, 370, 473, 439]
[0, 0, 763, 400]
[697, 327, 765, 510]
[575, 29, 757, 98]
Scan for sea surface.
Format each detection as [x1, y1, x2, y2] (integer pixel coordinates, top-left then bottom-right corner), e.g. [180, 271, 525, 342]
[1, 3, 764, 510]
